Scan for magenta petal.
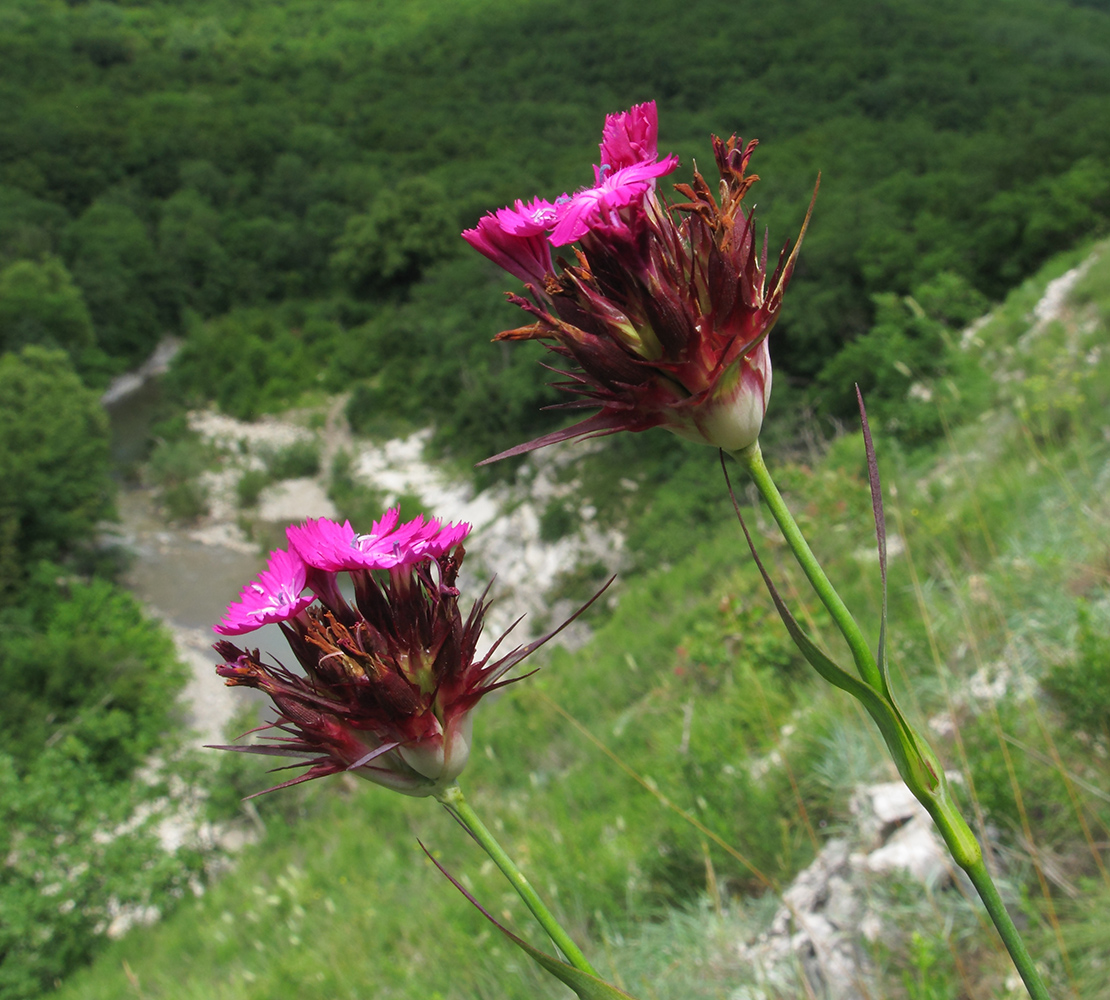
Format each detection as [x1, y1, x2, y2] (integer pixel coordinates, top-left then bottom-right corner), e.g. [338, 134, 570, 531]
[412, 519, 471, 559]
[495, 197, 560, 236]
[599, 101, 661, 170]
[289, 516, 384, 571]
[377, 514, 472, 566]
[287, 512, 470, 572]
[462, 213, 554, 287]
[286, 517, 360, 572]
[214, 548, 314, 635]
[549, 156, 680, 246]
[288, 511, 409, 571]
[368, 506, 402, 539]
[549, 189, 606, 246]
[600, 157, 680, 206]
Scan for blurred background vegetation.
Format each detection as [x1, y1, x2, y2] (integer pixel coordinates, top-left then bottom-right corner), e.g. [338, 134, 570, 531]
[2, 0, 1110, 996]
[2, 0, 1110, 458]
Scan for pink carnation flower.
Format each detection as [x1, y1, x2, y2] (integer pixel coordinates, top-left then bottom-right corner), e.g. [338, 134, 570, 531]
[285, 511, 471, 574]
[463, 103, 815, 462]
[213, 548, 314, 635]
[211, 509, 601, 797]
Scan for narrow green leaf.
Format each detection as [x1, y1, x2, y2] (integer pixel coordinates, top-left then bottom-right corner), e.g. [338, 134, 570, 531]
[722, 461, 864, 698]
[855, 386, 892, 698]
[721, 454, 937, 794]
[421, 844, 641, 1000]
[495, 928, 641, 999]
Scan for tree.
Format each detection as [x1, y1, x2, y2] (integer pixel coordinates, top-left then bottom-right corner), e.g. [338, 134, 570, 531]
[157, 189, 231, 317]
[330, 176, 458, 294]
[0, 347, 114, 593]
[0, 186, 69, 269]
[66, 200, 174, 362]
[0, 256, 95, 357]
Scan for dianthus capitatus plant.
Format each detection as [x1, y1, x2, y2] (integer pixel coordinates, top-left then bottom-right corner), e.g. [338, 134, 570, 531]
[211, 511, 627, 997]
[462, 101, 1050, 1000]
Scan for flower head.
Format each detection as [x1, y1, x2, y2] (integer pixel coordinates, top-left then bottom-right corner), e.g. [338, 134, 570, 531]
[214, 547, 314, 635]
[211, 511, 593, 797]
[463, 102, 816, 461]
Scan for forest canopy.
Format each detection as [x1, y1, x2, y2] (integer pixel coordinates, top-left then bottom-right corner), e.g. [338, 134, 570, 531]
[2, 0, 1110, 454]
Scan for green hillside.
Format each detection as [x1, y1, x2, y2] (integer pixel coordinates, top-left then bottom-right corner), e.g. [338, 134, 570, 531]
[50, 241, 1110, 999]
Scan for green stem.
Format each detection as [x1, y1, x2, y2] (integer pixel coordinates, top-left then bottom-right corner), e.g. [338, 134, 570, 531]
[735, 442, 1051, 999]
[436, 782, 598, 976]
[964, 857, 1052, 1000]
[734, 441, 884, 692]
[928, 794, 1050, 997]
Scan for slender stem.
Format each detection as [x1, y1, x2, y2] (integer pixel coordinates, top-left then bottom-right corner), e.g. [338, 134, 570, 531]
[735, 441, 884, 692]
[736, 443, 1052, 999]
[437, 781, 598, 976]
[929, 795, 1051, 997]
[964, 857, 1052, 1000]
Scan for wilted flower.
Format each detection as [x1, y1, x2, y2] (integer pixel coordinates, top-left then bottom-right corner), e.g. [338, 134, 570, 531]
[463, 101, 815, 462]
[211, 511, 590, 797]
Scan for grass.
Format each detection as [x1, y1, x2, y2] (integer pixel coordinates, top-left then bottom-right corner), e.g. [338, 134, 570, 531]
[54, 240, 1110, 999]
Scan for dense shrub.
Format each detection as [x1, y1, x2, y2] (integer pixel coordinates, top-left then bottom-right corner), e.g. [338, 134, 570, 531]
[65, 200, 175, 364]
[0, 567, 197, 1000]
[0, 347, 114, 592]
[0, 566, 185, 778]
[0, 256, 94, 356]
[265, 438, 320, 480]
[166, 308, 318, 420]
[330, 176, 459, 293]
